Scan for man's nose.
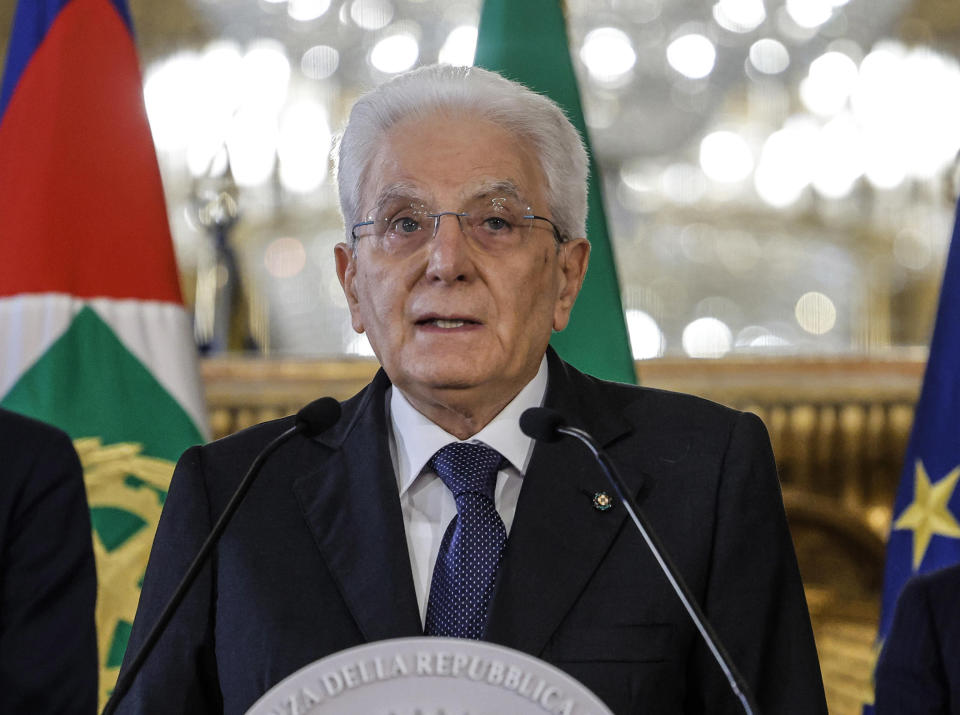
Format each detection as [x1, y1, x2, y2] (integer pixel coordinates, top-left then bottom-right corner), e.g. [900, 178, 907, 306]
[429, 212, 468, 239]
[424, 212, 475, 283]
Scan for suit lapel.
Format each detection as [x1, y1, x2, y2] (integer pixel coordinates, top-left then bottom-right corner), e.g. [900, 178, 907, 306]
[288, 354, 649, 653]
[485, 351, 646, 656]
[291, 371, 423, 642]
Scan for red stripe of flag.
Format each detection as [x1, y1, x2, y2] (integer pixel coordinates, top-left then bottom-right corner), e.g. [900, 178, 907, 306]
[0, 0, 182, 304]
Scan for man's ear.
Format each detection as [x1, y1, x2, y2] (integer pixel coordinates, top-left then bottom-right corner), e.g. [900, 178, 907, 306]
[334, 242, 365, 334]
[553, 238, 590, 332]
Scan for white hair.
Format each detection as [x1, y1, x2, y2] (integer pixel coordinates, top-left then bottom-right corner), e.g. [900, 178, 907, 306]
[335, 64, 589, 244]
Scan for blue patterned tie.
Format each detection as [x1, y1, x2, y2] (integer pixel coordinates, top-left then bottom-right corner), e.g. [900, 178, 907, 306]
[424, 442, 507, 639]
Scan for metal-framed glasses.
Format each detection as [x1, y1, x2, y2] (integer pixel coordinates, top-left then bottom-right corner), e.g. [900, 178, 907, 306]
[351, 195, 564, 256]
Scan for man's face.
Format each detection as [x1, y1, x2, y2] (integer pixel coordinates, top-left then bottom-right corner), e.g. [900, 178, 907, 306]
[335, 114, 589, 422]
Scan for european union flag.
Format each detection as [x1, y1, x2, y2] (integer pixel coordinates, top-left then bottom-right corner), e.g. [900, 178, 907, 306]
[864, 195, 960, 712]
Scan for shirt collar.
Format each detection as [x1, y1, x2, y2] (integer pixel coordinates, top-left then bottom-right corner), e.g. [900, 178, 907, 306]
[390, 355, 548, 497]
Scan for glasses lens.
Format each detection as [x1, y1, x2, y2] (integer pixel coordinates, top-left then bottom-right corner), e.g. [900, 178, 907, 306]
[365, 200, 432, 254]
[460, 197, 534, 252]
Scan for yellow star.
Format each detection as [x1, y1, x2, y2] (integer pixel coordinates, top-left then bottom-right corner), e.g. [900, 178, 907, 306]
[893, 460, 960, 570]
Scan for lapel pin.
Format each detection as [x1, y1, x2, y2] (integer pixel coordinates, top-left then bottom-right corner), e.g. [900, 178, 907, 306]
[592, 491, 613, 512]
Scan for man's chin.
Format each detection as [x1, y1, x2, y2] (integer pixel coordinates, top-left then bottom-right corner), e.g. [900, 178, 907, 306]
[416, 374, 483, 392]
[392, 365, 492, 397]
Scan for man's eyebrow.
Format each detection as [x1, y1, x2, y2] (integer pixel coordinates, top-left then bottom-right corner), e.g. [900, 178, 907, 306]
[371, 182, 427, 210]
[473, 180, 524, 201]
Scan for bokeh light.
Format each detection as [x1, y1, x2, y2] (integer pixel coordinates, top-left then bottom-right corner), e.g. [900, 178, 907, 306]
[660, 163, 708, 204]
[626, 310, 666, 359]
[893, 230, 933, 271]
[199, 41, 244, 112]
[288, 0, 332, 22]
[713, 0, 765, 33]
[240, 40, 291, 113]
[350, 0, 394, 29]
[748, 39, 790, 75]
[667, 34, 716, 80]
[581, 27, 637, 83]
[853, 43, 960, 181]
[700, 131, 754, 183]
[226, 108, 278, 186]
[800, 51, 859, 117]
[144, 52, 202, 153]
[438, 25, 477, 66]
[278, 100, 331, 193]
[785, 0, 833, 29]
[264, 238, 308, 279]
[301, 45, 340, 80]
[812, 113, 863, 199]
[682, 317, 733, 358]
[737, 325, 791, 349]
[794, 292, 837, 334]
[370, 34, 419, 73]
[754, 116, 818, 207]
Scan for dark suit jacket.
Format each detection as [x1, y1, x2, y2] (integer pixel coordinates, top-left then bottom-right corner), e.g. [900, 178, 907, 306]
[0, 408, 98, 713]
[875, 563, 960, 714]
[118, 351, 825, 713]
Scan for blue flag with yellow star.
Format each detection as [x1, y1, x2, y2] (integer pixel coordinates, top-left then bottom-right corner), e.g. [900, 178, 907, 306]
[864, 196, 960, 712]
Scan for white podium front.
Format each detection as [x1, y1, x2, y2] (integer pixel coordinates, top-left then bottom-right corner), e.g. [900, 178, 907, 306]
[246, 637, 614, 715]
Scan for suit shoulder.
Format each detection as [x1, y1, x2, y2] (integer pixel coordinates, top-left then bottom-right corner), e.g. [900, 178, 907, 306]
[907, 563, 960, 609]
[198, 414, 299, 463]
[196, 373, 383, 461]
[572, 368, 746, 429]
[633, 382, 739, 417]
[0, 408, 81, 498]
[916, 562, 960, 589]
[0, 407, 75, 450]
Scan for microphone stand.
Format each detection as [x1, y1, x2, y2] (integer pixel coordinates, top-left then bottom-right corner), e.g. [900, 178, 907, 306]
[102, 423, 300, 715]
[557, 424, 760, 715]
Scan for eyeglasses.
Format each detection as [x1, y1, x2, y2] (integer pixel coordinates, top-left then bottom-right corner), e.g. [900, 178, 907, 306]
[351, 195, 564, 256]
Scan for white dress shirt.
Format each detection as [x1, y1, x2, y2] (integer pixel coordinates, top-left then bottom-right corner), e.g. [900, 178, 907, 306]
[388, 355, 548, 625]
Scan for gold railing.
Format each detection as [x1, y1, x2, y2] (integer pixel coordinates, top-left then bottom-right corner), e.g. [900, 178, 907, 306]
[200, 354, 926, 715]
[202, 357, 380, 438]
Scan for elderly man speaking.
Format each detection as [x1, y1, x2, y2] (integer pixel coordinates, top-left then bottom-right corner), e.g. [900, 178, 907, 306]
[118, 65, 826, 714]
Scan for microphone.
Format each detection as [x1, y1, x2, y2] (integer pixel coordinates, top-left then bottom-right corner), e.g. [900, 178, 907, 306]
[520, 407, 760, 715]
[518, 407, 564, 442]
[295, 396, 343, 437]
[103, 398, 341, 715]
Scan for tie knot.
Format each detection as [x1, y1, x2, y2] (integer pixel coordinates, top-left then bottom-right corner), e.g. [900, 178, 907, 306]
[429, 442, 503, 500]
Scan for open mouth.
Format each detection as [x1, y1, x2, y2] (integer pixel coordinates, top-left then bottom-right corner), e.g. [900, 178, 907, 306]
[417, 318, 480, 329]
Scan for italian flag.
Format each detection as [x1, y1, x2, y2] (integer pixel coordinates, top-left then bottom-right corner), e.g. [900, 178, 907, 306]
[0, 0, 207, 707]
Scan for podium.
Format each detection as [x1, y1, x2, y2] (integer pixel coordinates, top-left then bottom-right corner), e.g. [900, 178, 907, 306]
[246, 637, 614, 715]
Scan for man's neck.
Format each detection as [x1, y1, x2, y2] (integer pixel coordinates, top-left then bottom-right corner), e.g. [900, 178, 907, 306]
[393, 357, 549, 440]
[400, 391, 514, 440]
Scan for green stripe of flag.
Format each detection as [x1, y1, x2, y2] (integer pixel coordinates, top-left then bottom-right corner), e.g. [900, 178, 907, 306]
[1, 307, 203, 459]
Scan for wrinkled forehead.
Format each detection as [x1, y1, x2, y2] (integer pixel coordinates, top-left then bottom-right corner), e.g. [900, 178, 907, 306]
[367, 179, 532, 214]
[357, 113, 548, 217]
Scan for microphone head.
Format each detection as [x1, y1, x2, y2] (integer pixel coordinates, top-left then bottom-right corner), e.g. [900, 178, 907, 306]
[295, 397, 341, 437]
[519, 407, 566, 443]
